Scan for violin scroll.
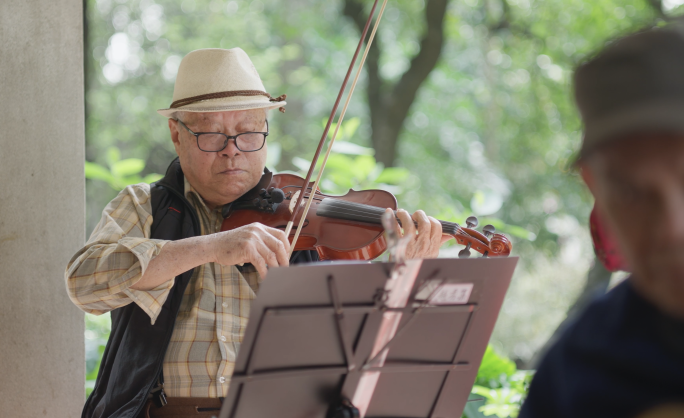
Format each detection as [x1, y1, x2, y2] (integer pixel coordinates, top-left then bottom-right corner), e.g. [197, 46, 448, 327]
[489, 233, 513, 257]
[453, 217, 512, 258]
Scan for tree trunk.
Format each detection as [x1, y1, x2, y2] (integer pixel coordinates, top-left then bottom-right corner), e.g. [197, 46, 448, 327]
[343, 0, 449, 166]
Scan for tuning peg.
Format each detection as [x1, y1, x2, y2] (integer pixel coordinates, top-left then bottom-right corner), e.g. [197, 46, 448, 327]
[270, 188, 285, 204]
[483, 224, 495, 238]
[466, 216, 479, 229]
[458, 242, 472, 258]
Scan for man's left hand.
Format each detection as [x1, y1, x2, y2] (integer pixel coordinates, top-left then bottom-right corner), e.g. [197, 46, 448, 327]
[385, 208, 450, 259]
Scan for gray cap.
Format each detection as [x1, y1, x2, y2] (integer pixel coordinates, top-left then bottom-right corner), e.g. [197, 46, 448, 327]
[575, 27, 684, 161]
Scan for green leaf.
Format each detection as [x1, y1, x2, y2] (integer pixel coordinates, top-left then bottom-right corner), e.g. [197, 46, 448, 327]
[479, 218, 537, 241]
[352, 155, 377, 180]
[332, 141, 374, 156]
[84, 161, 115, 184]
[292, 156, 311, 172]
[325, 172, 353, 192]
[503, 225, 537, 241]
[471, 386, 497, 401]
[472, 386, 523, 418]
[366, 161, 385, 186]
[86, 360, 101, 380]
[463, 395, 488, 418]
[343, 117, 361, 139]
[115, 175, 144, 189]
[325, 153, 354, 171]
[111, 158, 145, 177]
[86, 379, 96, 397]
[475, 346, 517, 387]
[324, 120, 342, 140]
[105, 146, 121, 167]
[375, 167, 410, 184]
[142, 173, 164, 184]
[266, 142, 282, 167]
[323, 117, 361, 142]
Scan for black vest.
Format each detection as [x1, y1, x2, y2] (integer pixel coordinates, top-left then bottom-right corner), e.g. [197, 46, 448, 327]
[82, 159, 317, 418]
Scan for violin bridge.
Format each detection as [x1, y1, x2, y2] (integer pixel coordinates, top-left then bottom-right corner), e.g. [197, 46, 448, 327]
[289, 191, 300, 214]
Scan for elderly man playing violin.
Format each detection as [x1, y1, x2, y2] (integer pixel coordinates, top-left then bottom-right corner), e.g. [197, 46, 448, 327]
[520, 28, 684, 418]
[65, 48, 446, 418]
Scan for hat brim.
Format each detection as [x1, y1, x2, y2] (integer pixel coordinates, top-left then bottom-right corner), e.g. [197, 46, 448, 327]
[577, 100, 684, 163]
[157, 98, 287, 118]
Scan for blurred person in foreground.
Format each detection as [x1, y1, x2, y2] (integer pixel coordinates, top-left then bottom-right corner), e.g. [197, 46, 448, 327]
[66, 48, 446, 418]
[520, 27, 684, 418]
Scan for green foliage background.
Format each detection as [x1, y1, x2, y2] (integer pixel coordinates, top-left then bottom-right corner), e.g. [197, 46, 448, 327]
[83, 0, 680, 414]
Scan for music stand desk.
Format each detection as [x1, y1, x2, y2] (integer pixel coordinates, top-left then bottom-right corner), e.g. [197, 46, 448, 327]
[219, 257, 518, 418]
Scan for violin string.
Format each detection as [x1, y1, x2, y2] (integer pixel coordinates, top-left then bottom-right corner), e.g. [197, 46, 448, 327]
[281, 185, 315, 191]
[289, 0, 390, 255]
[332, 199, 465, 233]
[317, 198, 442, 227]
[283, 0, 381, 242]
[318, 199, 430, 227]
[318, 205, 463, 236]
[316, 198, 467, 236]
[278, 186, 323, 201]
[344, 202, 467, 236]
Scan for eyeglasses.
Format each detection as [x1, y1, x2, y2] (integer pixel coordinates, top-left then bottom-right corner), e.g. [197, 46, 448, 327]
[175, 119, 269, 152]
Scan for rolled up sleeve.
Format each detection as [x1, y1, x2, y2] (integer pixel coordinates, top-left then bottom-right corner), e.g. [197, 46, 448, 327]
[65, 184, 173, 324]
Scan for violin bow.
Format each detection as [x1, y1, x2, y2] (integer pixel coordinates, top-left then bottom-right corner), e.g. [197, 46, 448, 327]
[285, 0, 390, 255]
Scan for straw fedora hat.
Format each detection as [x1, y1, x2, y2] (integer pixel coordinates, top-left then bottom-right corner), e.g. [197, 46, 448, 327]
[157, 48, 286, 118]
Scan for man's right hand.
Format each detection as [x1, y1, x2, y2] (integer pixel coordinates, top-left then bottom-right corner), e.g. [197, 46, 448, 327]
[208, 223, 290, 278]
[132, 223, 290, 291]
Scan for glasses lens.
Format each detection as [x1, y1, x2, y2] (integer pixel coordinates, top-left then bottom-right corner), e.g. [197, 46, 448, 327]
[236, 133, 266, 151]
[197, 133, 228, 151]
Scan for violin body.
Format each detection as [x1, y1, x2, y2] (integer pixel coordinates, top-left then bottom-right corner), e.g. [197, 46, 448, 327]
[221, 172, 512, 261]
[221, 173, 396, 260]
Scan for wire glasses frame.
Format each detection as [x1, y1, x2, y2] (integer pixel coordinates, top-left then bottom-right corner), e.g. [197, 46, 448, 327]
[175, 119, 269, 152]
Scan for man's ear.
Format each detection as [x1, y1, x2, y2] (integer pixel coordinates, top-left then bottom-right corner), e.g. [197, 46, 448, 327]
[580, 161, 609, 216]
[168, 119, 181, 156]
[580, 162, 597, 196]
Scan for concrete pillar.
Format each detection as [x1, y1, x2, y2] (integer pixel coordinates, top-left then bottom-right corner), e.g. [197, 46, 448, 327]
[0, 0, 85, 416]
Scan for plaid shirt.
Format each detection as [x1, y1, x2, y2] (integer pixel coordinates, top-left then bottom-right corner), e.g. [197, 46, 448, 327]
[65, 179, 260, 397]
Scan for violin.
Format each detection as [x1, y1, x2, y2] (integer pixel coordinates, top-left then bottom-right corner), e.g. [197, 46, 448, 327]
[222, 0, 512, 260]
[220, 170, 512, 261]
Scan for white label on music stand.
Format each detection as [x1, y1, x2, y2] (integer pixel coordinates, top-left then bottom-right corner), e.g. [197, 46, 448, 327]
[428, 283, 473, 305]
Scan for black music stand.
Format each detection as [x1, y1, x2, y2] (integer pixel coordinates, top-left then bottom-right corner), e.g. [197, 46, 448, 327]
[218, 257, 518, 418]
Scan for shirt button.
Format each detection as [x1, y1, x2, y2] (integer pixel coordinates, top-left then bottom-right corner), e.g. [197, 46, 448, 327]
[220, 335, 226, 342]
[222, 302, 228, 308]
[219, 377, 226, 384]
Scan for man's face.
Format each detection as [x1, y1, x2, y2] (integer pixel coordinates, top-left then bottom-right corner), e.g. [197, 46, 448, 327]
[583, 134, 684, 319]
[169, 109, 268, 209]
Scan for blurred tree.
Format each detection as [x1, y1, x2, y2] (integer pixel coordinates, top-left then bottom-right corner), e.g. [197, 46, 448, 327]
[85, 146, 163, 189]
[83, 0, 682, 374]
[344, 0, 449, 166]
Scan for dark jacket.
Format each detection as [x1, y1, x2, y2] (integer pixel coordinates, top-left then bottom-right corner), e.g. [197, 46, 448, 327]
[83, 159, 317, 418]
[520, 279, 684, 418]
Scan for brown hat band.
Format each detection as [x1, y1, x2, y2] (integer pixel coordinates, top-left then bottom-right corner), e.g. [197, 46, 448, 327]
[170, 90, 287, 112]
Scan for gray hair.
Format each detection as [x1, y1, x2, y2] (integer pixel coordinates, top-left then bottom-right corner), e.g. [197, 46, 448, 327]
[173, 110, 186, 121]
[172, 109, 268, 123]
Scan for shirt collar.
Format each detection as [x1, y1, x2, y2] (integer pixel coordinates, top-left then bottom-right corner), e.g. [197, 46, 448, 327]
[183, 176, 216, 214]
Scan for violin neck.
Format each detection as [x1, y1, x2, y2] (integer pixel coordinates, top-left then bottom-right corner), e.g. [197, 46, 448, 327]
[315, 198, 462, 235]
